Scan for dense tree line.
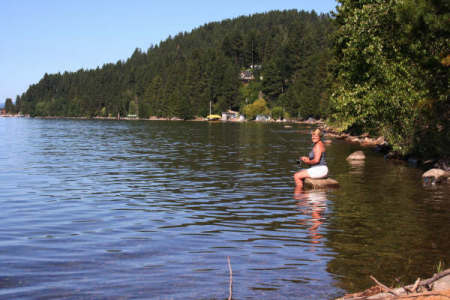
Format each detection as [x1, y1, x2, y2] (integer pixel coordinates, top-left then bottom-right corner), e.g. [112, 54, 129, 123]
[330, 0, 449, 156]
[14, 10, 334, 121]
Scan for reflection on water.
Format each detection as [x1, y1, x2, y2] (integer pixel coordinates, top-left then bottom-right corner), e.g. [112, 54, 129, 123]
[347, 159, 365, 175]
[294, 190, 327, 246]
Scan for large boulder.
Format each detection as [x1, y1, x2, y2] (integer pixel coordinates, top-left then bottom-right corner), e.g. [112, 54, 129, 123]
[422, 168, 449, 184]
[346, 151, 366, 160]
[304, 178, 339, 189]
[433, 275, 450, 291]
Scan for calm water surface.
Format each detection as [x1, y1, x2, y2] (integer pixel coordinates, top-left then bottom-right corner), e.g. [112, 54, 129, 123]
[1, 118, 449, 299]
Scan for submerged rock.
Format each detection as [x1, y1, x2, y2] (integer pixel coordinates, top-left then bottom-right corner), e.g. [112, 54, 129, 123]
[422, 168, 449, 184]
[346, 151, 366, 160]
[304, 178, 339, 189]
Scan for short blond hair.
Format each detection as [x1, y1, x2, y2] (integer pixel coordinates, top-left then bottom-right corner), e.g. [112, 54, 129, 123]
[311, 128, 322, 137]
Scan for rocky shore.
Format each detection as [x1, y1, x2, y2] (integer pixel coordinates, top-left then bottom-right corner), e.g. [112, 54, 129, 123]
[319, 124, 449, 185]
[337, 269, 450, 300]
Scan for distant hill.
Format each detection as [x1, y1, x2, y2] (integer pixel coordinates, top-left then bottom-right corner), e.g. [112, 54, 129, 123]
[16, 10, 334, 119]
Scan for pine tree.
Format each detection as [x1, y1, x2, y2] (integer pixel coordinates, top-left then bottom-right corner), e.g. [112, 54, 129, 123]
[4, 98, 15, 114]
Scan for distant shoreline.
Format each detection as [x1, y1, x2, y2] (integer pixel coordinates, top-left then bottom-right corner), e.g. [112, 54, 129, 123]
[0, 114, 27, 118]
[2, 113, 447, 170]
[1, 114, 325, 125]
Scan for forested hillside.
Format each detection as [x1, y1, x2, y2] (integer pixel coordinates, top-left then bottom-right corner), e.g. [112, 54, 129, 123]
[16, 10, 334, 120]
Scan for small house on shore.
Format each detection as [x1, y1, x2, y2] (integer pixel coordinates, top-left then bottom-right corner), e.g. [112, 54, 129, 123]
[239, 70, 254, 82]
[221, 110, 240, 121]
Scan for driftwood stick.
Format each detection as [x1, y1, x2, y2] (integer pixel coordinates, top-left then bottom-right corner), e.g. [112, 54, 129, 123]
[420, 269, 450, 287]
[370, 275, 398, 296]
[227, 256, 233, 300]
[339, 269, 450, 300]
[411, 277, 421, 292]
[402, 269, 450, 292]
[404, 277, 421, 294]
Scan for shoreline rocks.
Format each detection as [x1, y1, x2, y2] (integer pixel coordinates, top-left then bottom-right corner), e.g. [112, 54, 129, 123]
[320, 125, 449, 174]
[322, 128, 388, 149]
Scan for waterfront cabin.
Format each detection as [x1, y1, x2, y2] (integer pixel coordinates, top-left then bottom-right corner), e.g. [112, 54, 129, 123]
[239, 70, 254, 82]
[221, 110, 240, 121]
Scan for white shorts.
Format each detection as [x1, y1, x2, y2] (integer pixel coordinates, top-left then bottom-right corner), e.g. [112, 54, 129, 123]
[307, 165, 328, 179]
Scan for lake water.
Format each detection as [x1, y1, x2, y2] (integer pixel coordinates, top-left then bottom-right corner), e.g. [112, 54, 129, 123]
[1, 118, 449, 299]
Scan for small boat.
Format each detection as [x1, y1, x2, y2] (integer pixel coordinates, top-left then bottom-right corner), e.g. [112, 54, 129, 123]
[206, 101, 221, 121]
[206, 114, 221, 121]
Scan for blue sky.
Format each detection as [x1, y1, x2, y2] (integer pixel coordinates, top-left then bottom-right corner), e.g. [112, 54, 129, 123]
[0, 0, 338, 106]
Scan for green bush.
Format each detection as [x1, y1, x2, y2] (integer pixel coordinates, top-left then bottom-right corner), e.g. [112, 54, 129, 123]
[271, 106, 284, 120]
[242, 97, 270, 120]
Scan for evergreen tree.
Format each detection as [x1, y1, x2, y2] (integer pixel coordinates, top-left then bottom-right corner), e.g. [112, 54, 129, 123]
[4, 98, 15, 114]
[262, 59, 283, 102]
